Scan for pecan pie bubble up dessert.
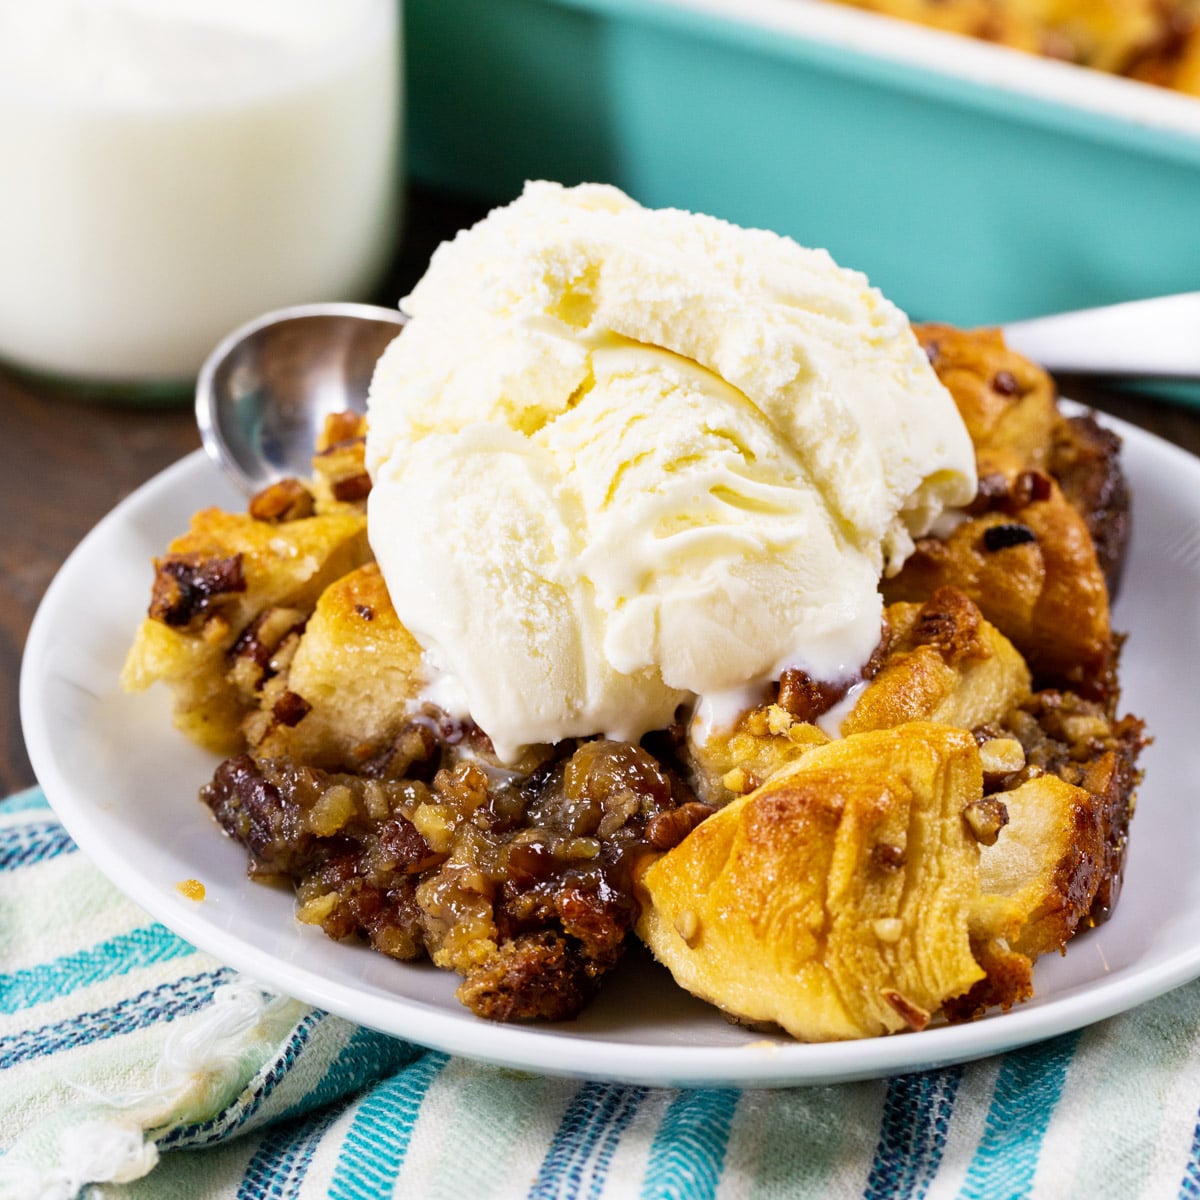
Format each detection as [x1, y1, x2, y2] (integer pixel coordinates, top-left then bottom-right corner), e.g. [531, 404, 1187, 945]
[365, 181, 978, 763]
[123, 184, 1145, 1036]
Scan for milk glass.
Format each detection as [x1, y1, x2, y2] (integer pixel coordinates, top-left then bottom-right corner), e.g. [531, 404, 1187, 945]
[0, 0, 402, 399]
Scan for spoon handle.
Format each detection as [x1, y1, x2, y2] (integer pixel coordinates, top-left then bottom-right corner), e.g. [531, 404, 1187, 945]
[1000, 292, 1200, 379]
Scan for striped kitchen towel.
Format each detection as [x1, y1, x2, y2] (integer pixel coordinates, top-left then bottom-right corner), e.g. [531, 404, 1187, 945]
[4, 786, 1200, 1200]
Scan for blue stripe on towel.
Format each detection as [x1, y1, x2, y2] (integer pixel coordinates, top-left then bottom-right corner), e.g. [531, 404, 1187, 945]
[238, 1100, 343, 1200]
[276, 1025, 423, 1127]
[1182, 1114, 1200, 1199]
[0, 967, 234, 1069]
[640, 1088, 739, 1200]
[865, 1067, 963, 1199]
[326, 1050, 449, 1200]
[0, 821, 76, 870]
[588, 1087, 644, 1200]
[0, 924, 196, 1014]
[529, 1082, 648, 1200]
[0, 789, 50, 815]
[960, 1032, 1080, 1200]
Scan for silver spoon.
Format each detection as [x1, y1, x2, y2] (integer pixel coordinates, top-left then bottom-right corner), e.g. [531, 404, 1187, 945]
[1001, 291, 1200, 379]
[197, 292, 1200, 495]
[196, 301, 407, 496]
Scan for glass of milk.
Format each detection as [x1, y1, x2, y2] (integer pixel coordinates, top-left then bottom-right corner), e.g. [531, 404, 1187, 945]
[0, 0, 402, 397]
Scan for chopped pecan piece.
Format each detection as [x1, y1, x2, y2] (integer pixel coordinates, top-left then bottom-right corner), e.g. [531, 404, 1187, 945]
[317, 411, 367, 452]
[149, 553, 246, 628]
[313, 427, 371, 507]
[882, 989, 931, 1032]
[910, 586, 986, 665]
[272, 690, 313, 728]
[645, 801, 717, 851]
[963, 796, 1009, 846]
[331, 472, 373, 503]
[964, 468, 1052, 519]
[1010, 470, 1053, 507]
[970, 471, 1012, 513]
[249, 478, 315, 523]
[380, 815, 443, 876]
[229, 607, 307, 681]
[776, 668, 846, 723]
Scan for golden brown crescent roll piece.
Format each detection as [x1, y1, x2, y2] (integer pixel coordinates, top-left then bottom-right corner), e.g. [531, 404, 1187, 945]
[843, 586, 1031, 737]
[121, 506, 370, 752]
[917, 321, 1131, 597]
[914, 324, 1061, 469]
[899, 325, 1121, 701]
[975, 773, 1107, 959]
[637, 723, 988, 1041]
[948, 769, 1115, 1022]
[247, 562, 426, 769]
[883, 454, 1114, 701]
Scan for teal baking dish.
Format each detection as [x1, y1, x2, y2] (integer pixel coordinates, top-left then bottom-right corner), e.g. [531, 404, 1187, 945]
[406, 0, 1200, 328]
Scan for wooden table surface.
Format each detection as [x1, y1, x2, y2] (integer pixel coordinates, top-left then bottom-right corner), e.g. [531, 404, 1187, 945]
[2, 186, 1199, 796]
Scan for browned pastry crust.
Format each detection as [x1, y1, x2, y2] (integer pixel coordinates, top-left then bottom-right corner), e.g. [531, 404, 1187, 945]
[1050, 413, 1131, 595]
[897, 322, 1131, 704]
[680, 586, 1032, 808]
[1121, 4, 1200, 92]
[637, 723, 992, 1040]
[916, 322, 1131, 594]
[916, 324, 1061, 466]
[121, 505, 371, 752]
[244, 563, 427, 770]
[883, 459, 1116, 700]
[657, 586, 1144, 1035]
[843, 586, 1033, 737]
[998, 690, 1146, 932]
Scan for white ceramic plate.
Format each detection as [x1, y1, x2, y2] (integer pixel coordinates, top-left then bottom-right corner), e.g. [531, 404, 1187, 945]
[20, 418, 1200, 1088]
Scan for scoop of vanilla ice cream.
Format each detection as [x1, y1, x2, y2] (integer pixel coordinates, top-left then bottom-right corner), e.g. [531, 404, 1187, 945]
[366, 181, 976, 762]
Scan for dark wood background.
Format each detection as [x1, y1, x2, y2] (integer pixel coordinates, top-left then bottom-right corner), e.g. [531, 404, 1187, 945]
[3, 186, 1198, 795]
